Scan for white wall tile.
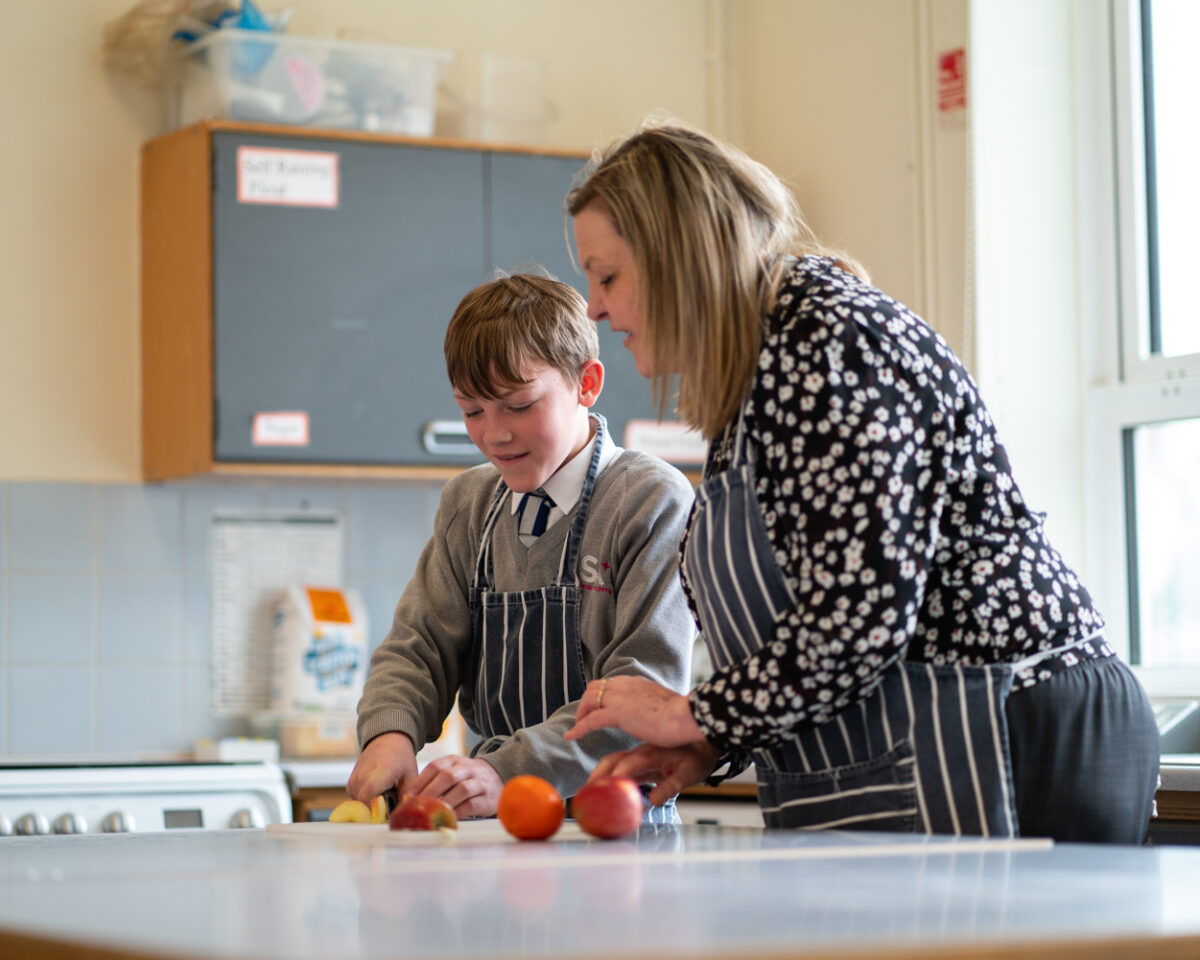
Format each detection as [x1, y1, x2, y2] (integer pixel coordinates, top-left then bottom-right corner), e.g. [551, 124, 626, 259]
[10, 484, 92, 570]
[183, 577, 211, 662]
[10, 574, 93, 663]
[97, 486, 182, 572]
[98, 577, 183, 662]
[97, 665, 185, 756]
[10, 665, 94, 755]
[346, 483, 433, 577]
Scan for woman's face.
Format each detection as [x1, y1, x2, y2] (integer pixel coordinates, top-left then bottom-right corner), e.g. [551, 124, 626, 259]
[573, 202, 655, 379]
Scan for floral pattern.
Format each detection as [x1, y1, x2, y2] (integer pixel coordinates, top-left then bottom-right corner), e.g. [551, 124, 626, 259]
[683, 257, 1111, 751]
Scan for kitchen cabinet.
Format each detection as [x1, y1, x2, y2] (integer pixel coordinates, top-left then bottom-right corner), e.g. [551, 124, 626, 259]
[141, 121, 693, 481]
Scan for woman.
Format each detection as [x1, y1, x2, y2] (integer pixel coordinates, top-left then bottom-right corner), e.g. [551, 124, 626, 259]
[563, 120, 1159, 843]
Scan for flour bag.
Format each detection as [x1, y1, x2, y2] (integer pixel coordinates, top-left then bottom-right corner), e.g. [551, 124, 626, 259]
[268, 585, 369, 712]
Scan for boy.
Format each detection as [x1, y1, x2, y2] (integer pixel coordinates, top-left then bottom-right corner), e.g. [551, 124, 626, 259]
[347, 273, 695, 820]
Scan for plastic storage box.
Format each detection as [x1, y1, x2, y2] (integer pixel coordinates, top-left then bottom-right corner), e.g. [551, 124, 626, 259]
[171, 29, 452, 134]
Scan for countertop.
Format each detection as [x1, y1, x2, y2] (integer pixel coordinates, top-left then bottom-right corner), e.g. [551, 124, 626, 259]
[4, 824, 1200, 960]
[1157, 756, 1200, 792]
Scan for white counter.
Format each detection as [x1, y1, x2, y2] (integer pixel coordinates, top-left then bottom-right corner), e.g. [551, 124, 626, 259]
[3, 824, 1200, 960]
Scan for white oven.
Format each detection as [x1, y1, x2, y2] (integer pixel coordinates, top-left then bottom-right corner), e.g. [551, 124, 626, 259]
[0, 761, 292, 837]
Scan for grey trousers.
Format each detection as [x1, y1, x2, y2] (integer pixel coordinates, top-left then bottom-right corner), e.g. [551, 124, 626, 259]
[1005, 656, 1159, 844]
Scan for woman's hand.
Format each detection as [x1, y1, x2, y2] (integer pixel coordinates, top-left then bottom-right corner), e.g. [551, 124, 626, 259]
[587, 742, 723, 806]
[405, 755, 504, 819]
[346, 731, 418, 803]
[566, 675, 704, 747]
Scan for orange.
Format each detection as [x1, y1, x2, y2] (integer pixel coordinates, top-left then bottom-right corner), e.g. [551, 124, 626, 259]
[497, 775, 565, 840]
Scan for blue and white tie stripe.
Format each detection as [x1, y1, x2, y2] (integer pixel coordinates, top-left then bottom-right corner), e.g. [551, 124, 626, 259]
[517, 490, 555, 546]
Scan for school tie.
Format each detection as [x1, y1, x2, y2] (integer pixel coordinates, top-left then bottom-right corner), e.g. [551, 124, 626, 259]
[516, 489, 555, 547]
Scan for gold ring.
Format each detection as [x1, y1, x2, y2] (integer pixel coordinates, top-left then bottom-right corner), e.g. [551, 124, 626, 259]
[597, 678, 608, 709]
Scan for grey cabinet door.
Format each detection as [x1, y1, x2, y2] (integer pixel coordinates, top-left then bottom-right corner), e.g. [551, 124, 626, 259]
[211, 131, 487, 464]
[487, 152, 677, 451]
[209, 133, 686, 467]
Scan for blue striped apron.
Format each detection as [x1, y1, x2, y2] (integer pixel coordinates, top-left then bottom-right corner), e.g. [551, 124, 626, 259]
[682, 405, 1080, 836]
[467, 416, 677, 825]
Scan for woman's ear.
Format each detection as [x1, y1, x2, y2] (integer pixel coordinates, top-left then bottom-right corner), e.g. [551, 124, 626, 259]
[577, 359, 604, 407]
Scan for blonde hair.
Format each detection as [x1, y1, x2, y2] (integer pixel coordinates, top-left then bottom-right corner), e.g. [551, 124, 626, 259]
[567, 118, 866, 439]
[445, 272, 598, 399]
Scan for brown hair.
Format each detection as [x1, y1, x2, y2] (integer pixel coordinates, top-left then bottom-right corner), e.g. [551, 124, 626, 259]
[444, 272, 598, 399]
[567, 118, 866, 439]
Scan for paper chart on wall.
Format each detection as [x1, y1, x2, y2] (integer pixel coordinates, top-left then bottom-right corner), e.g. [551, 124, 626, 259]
[210, 510, 344, 715]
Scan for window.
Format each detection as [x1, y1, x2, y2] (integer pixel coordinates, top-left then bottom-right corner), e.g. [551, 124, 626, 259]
[1139, 0, 1200, 359]
[1088, 0, 1200, 690]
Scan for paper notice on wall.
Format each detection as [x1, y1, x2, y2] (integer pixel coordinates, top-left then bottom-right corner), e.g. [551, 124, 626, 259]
[210, 510, 344, 716]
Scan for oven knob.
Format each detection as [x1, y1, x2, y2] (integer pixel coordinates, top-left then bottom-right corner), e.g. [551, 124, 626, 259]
[53, 813, 89, 835]
[16, 812, 50, 836]
[0, 815, 13, 837]
[101, 811, 135, 834]
[229, 808, 264, 829]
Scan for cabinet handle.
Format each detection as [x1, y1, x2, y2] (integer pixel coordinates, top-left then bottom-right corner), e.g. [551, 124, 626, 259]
[421, 420, 476, 455]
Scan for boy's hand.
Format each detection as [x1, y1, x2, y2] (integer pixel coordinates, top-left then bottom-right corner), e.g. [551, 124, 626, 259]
[346, 732, 418, 803]
[406, 756, 504, 819]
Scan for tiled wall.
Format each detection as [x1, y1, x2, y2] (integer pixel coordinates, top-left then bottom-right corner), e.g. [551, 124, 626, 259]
[0, 478, 442, 759]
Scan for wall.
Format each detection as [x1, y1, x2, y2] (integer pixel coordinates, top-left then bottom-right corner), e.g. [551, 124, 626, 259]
[0, 477, 438, 757]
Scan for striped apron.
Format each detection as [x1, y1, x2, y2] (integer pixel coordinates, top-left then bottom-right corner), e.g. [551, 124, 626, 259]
[467, 416, 677, 824]
[683, 406, 1087, 836]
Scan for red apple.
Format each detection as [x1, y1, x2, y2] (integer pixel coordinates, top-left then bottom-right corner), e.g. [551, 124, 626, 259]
[388, 794, 458, 831]
[571, 777, 644, 839]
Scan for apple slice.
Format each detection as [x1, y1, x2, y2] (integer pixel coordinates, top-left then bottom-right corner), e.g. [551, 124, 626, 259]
[328, 799, 373, 823]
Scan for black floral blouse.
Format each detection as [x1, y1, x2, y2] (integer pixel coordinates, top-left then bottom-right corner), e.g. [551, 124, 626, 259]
[683, 256, 1111, 752]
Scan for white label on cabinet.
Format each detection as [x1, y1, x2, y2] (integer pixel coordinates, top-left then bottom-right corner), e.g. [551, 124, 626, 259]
[623, 420, 708, 464]
[253, 411, 310, 446]
[237, 147, 339, 207]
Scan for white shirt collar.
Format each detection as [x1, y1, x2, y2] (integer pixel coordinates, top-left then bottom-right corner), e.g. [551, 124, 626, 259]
[510, 415, 619, 517]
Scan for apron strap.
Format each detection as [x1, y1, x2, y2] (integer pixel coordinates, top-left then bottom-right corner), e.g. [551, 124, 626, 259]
[1006, 629, 1107, 674]
[554, 414, 608, 584]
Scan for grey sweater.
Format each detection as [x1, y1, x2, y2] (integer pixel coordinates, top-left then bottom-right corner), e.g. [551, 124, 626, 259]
[357, 447, 696, 796]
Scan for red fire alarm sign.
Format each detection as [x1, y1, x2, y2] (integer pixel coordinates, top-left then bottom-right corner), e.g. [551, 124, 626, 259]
[937, 47, 968, 114]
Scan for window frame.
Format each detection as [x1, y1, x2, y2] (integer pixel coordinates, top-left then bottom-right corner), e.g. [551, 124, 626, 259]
[1082, 0, 1200, 695]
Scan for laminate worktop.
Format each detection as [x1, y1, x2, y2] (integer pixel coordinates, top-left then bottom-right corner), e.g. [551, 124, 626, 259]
[4, 823, 1200, 960]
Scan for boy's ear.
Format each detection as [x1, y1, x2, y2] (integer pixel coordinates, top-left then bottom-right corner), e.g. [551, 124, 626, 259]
[577, 359, 604, 407]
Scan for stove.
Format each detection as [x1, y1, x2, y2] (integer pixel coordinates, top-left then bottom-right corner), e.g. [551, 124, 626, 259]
[0, 761, 292, 837]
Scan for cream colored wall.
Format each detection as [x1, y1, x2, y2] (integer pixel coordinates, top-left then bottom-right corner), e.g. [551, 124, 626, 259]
[735, 0, 927, 323]
[733, 0, 970, 360]
[0, 0, 713, 482]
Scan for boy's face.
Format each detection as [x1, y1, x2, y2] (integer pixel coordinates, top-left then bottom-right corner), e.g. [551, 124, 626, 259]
[454, 359, 603, 494]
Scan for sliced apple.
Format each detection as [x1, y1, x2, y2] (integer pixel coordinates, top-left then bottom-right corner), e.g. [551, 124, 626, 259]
[369, 795, 389, 824]
[328, 799, 373, 823]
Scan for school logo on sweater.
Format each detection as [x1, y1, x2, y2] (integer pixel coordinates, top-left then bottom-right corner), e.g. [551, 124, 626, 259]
[580, 555, 613, 594]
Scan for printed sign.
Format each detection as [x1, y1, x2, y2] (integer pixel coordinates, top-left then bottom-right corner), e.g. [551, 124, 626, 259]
[624, 419, 707, 465]
[252, 411, 310, 446]
[237, 146, 339, 207]
[937, 47, 968, 115]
